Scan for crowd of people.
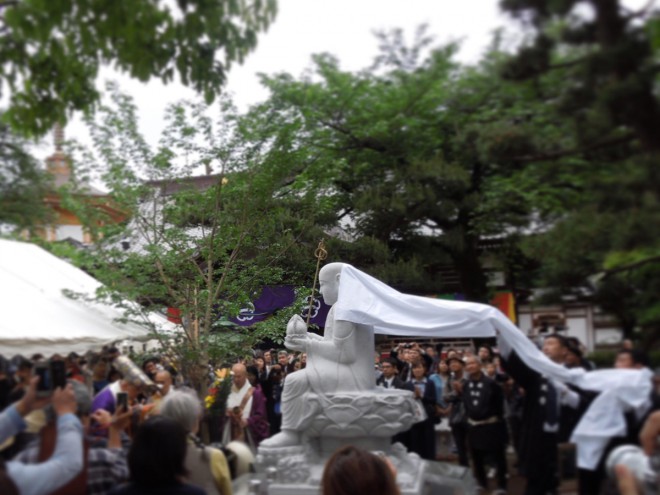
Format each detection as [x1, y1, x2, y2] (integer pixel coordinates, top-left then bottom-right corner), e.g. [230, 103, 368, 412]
[371, 337, 659, 495]
[0, 334, 658, 495]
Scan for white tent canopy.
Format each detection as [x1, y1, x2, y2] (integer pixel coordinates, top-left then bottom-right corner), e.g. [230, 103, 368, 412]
[0, 238, 176, 357]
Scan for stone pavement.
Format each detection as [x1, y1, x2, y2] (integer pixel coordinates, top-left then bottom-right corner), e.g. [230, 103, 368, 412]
[435, 424, 580, 495]
[435, 451, 579, 494]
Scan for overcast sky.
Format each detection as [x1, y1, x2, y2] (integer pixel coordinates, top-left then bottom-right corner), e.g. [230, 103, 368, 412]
[224, 0, 510, 108]
[34, 1, 508, 158]
[39, 0, 646, 161]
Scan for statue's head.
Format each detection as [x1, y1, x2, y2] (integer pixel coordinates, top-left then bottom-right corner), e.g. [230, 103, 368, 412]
[318, 262, 347, 306]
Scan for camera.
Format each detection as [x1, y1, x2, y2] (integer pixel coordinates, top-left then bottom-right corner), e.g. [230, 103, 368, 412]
[606, 445, 660, 495]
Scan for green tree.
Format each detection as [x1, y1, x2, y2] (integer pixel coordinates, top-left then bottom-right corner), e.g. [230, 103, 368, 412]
[248, 29, 541, 302]
[0, 123, 52, 229]
[497, 0, 660, 343]
[0, 0, 276, 136]
[62, 84, 321, 392]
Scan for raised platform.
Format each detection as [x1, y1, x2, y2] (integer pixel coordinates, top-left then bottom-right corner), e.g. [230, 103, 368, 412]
[250, 389, 477, 494]
[236, 449, 476, 495]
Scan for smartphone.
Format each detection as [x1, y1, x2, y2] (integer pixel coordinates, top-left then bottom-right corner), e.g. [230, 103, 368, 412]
[116, 392, 128, 412]
[34, 362, 52, 397]
[50, 360, 67, 390]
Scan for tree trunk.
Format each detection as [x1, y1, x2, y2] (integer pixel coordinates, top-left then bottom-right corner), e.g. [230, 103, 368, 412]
[453, 238, 489, 303]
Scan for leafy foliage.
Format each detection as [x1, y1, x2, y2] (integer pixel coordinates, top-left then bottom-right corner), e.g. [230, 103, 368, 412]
[0, 0, 276, 135]
[61, 85, 320, 391]
[0, 122, 52, 230]
[246, 29, 550, 301]
[498, 0, 660, 343]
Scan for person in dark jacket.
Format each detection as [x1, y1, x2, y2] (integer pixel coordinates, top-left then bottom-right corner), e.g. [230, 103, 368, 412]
[376, 359, 406, 389]
[403, 362, 436, 460]
[501, 350, 558, 494]
[261, 365, 284, 436]
[444, 357, 469, 467]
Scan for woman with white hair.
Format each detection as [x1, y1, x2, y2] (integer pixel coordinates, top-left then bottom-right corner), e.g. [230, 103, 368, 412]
[159, 389, 232, 495]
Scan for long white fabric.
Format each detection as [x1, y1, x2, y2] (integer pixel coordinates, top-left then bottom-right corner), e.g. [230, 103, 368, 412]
[334, 264, 652, 469]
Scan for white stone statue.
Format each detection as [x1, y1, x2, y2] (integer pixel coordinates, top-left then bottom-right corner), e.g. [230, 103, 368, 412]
[255, 263, 474, 494]
[261, 262, 377, 448]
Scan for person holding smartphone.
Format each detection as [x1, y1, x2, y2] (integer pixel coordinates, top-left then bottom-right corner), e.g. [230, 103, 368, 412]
[91, 356, 155, 417]
[1, 376, 82, 495]
[13, 379, 134, 495]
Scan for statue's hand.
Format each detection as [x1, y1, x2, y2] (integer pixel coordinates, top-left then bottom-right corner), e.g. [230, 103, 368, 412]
[286, 314, 307, 337]
[285, 334, 307, 352]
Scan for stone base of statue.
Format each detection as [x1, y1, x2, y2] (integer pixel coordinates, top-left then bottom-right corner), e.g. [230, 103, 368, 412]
[246, 389, 476, 495]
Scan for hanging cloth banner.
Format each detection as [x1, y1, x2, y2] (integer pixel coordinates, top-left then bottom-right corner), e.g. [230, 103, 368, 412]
[333, 264, 653, 470]
[228, 286, 331, 328]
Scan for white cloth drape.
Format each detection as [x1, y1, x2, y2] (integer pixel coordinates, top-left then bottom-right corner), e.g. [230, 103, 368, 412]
[334, 264, 652, 469]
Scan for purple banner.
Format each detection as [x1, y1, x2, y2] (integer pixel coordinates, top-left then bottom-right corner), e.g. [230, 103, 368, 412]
[229, 286, 331, 328]
[299, 293, 331, 328]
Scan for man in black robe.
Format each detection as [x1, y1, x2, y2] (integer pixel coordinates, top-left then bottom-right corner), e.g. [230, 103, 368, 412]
[502, 333, 597, 495]
[462, 355, 508, 494]
[500, 334, 567, 495]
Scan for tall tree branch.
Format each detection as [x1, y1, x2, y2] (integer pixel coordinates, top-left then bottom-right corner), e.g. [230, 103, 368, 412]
[512, 133, 635, 163]
[603, 255, 660, 277]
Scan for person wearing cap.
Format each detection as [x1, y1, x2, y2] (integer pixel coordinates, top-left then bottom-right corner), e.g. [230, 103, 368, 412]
[141, 358, 159, 382]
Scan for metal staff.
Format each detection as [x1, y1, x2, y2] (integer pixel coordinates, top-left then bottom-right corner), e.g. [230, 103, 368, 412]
[306, 239, 327, 326]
